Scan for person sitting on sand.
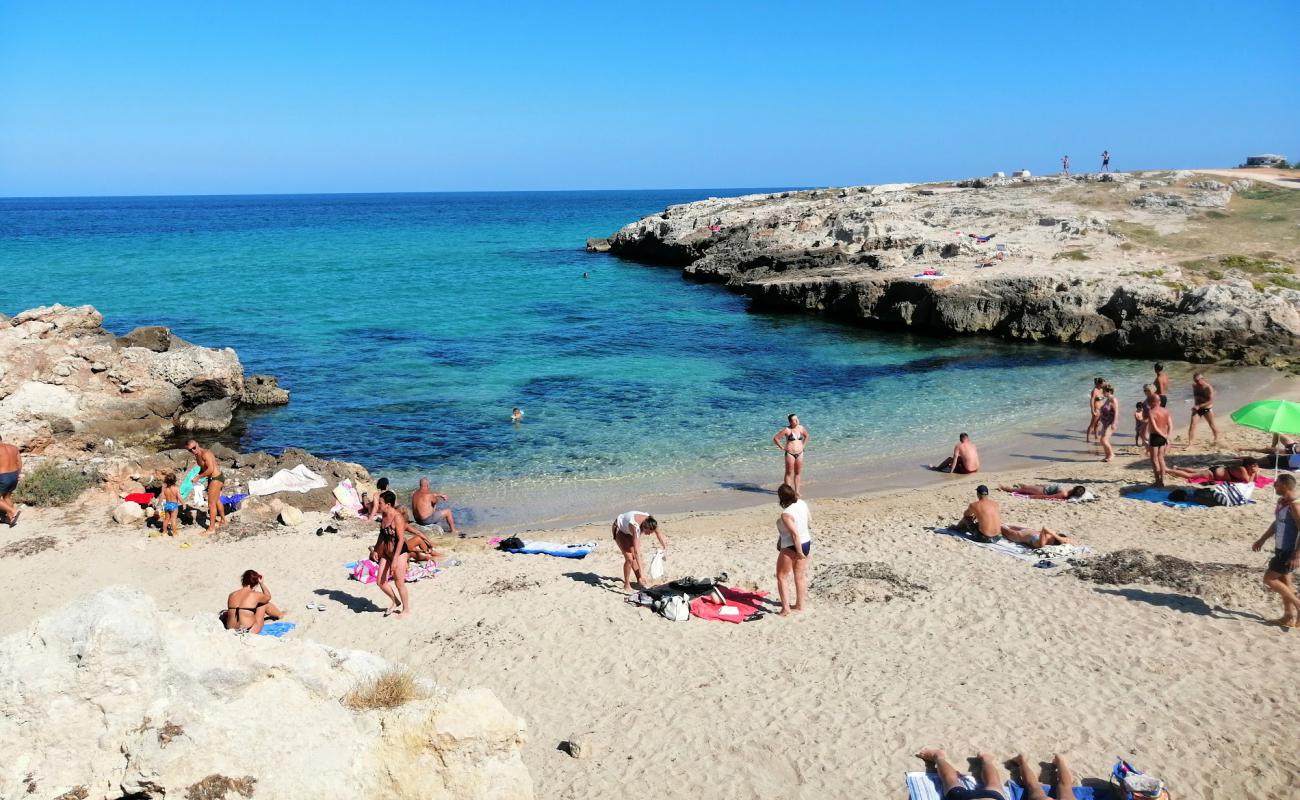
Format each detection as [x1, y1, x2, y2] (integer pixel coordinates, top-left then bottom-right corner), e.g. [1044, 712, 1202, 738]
[999, 524, 1075, 549]
[0, 433, 22, 528]
[411, 477, 458, 535]
[997, 483, 1088, 500]
[222, 569, 284, 634]
[957, 485, 1002, 543]
[915, 748, 1080, 800]
[363, 477, 389, 521]
[611, 510, 668, 592]
[775, 482, 811, 617]
[931, 433, 980, 474]
[1168, 458, 1259, 485]
[1252, 473, 1300, 629]
[187, 439, 225, 535]
[160, 473, 181, 537]
[404, 526, 443, 563]
[373, 490, 412, 617]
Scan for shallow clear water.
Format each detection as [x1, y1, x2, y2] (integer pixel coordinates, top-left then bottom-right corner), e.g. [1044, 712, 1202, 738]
[1, 191, 1153, 526]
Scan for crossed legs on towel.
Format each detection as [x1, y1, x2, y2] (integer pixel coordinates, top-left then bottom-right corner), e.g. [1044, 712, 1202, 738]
[1011, 753, 1076, 800]
[916, 748, 1005, 800]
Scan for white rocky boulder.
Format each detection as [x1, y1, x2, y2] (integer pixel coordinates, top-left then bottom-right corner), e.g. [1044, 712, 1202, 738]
[111, 501, 146, 525]
[0, 588, 533, 800]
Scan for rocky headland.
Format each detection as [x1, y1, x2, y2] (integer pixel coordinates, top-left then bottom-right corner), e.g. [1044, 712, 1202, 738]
[592, 170, 1300, 367]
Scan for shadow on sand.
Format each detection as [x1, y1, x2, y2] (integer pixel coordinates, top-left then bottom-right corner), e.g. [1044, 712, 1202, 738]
[717, 481, 773, 495]
[1093, 587, 1263, 621]
[313, 587, 385, 614]
[563, 571, 626, 595]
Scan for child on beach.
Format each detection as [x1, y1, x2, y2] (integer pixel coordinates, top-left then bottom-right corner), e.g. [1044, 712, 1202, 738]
[160, 473, 181, 536]
[1252, 473, 1300, 628]
[1134, 401, 1147, 446]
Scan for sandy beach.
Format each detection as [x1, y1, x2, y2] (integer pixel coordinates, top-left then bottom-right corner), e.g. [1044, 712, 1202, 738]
[4, 375, 1299, 799]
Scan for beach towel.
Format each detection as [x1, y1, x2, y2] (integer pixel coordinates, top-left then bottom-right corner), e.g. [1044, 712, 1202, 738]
[331, 479, 364, 517]
[249, 464, 327, 496]
[913, 271, 945, 279]
[346, 559, 440, 584]
[906, 773, 1094, 800]
[933, 527, 1091, 563]
[220, 493, 248, 507]
[1186, 474, 1274, 488]
[1122, 486, 1254, 509]
[689, 585, 767, 623]
[504, 540, 597, 559]
[258, 621, 296, 638]
[124, 492, 155, 505]
[179, 466, 200, 498]
[1007, 782, 1094, 800]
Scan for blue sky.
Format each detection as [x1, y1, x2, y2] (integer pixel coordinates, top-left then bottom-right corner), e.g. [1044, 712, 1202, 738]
[1, 1, 1296, 196]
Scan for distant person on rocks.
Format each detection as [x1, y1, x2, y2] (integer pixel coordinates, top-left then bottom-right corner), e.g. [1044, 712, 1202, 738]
[511, 407, 524, 423]
[775, 482, 811, 617]
[1186, 372, 1220, 448]
[1061, 155, 1070, 176]
[1168, 457, 1259, 484]
[957, 485, 1002, 542]
[931, 433, 980, 474]
[363, 477, 389, 521]
[1101, 150, 1111, 172]
[611, 510, 668, 592]
[1145, 398, 1174, 486]
[1134, 401, 1148, 447]
[0, 433, 21, 528]
[160, 472, 181, 536]
[997, 483, 1088, 500]
[1252, 473, 1300, 628]
[1086, 377, 1105, 442]
[1098, 383, 1117, 462]
[411, 477, 458, 536]
[222, 569, 284, 634]
[186, 439, 225, 535]
[773, 413, 810, 496]
[374, 490, 412, 618]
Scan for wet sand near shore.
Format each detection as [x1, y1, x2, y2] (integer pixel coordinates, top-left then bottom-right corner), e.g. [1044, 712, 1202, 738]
[2, 369, 1298, 798]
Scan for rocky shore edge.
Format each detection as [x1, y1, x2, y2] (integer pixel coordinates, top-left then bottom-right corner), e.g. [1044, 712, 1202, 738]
[588, 172, 1300, 367]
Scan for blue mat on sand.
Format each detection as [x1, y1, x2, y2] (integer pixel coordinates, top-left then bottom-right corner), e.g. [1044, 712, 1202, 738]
[507, 545, 591, 559]
[906, 773, 1096, 800]
[258, 622, 296, 638]
[1009, 781, 1096, 800]
[1122, 487, 1204, 509]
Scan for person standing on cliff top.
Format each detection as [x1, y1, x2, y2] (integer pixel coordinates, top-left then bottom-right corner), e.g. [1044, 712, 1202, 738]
[1061, 155, 1070, 176]
[1186, 372, 1220, 448]
[0, 434, 22, 528]
[187, 439, 226, 535]
[1101, 150, 1111, 172]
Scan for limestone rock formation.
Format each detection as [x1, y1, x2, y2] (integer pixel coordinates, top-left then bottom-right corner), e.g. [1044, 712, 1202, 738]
[241, 373, 290, 405]
[0, 588, 533, 800]
[599, 174, 1300, 366]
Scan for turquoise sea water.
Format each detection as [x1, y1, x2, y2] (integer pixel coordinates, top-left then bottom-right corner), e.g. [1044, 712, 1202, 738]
[1, 191, 1154, 527]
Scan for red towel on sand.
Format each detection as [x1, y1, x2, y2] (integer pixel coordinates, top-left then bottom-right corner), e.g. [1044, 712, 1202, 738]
[689, 586, 768, 624]
[1186, 475, 1274, 488]
[124, 492, 155, 505]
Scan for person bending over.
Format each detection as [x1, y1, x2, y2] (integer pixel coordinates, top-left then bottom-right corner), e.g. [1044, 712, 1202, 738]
[222, 569, 284, 634]
[957, 485, 1002, 543]
[931, 433, 980, 474]
[997, 483, 1087, 501]
[611, 510, 668, 591]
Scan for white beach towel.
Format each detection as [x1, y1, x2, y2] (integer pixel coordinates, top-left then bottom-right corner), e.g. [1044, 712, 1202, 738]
[330, 479, 363, 517]
[249, 464, 327, 496]
[933, 528, 1091, 563]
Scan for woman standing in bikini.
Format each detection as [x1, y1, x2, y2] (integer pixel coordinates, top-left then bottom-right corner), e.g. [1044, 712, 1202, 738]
[773, 413, 810, 496]
[373, 490, 412, 618]
[1098, 383, 1117, 462]
[1085, 377, 1105, 443]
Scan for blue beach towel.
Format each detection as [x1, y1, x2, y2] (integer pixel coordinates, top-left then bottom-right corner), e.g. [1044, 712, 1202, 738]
[906, 773, 1095, 800]
[1007, 781, 1095, 800]
[505, 540, 596, 559]
[1122, 487, 1203, 509]
[258, 621, 296, 638]
[221, 493, 248, 507]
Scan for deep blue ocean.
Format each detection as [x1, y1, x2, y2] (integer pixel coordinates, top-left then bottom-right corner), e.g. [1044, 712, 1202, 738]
[1, 191, 1152, 527]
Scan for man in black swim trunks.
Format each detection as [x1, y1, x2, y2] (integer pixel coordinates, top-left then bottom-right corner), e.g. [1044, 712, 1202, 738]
[0, 434, 21, 528]
[1153, 363, 1170, 409]
[958, 485, 1002, 543]
[1145, 400, 1173, 487]
[1186, 372, 1219, 448]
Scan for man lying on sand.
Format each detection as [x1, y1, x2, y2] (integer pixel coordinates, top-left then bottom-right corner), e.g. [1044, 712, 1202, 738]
[915, 748, 1079, 800]
[999, 524, 1074, 549]
[997, 483, 1088, 500]
[1167, 458, 1259, 484]
[931, 433, 980, 474]
[957, 485, 1001, 543]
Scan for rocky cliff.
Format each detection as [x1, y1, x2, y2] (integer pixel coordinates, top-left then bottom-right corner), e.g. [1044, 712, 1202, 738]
[0, 588, 533, 799]
[596, 172, 1300, 366]
[0, 305, 290, 451]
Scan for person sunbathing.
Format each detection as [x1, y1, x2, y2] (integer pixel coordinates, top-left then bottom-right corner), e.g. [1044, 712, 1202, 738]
[1167, 458, 1258, 484]
[997, 483, 1087, 500]
[999, 524, 1074, 549]
[221, 569, 284, 634]
[915, 748, 1080, 800]
[404, 528, 443, 562]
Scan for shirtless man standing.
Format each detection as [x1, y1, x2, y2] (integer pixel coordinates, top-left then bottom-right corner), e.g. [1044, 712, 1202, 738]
[931, 433, 980, 474]
[1153, 362, 1171, 409]
[411, 477, 458, 535]
[186, 439, 225, 535]
[0, 434, 21, 527]
[1186, 372, 1220, 448]
[1146, 400, 1173, 487]
[958, 485, 1002, 543]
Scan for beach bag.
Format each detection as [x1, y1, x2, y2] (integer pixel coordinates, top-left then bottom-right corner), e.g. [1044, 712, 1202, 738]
[649, 549, 666, 580]
[497, 536, 524, 551]
[1111, 759, 1170, 800]
[654, 594, 690, 622]
[351, 559, 379, 584]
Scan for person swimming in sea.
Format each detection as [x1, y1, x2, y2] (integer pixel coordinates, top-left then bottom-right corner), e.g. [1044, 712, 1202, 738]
[511, 407, 524, 423]
[773, 413, 809, 496]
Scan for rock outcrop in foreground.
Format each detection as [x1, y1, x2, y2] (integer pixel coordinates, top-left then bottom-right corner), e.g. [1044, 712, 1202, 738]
[0, 588, 532, 800]
[598, 173, 1300, 366]
[0, 305, 290, 451]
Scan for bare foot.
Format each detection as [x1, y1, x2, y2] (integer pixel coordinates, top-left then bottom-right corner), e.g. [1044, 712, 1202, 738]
[778, 607, 792, 617]
[915, 748, 947, 764]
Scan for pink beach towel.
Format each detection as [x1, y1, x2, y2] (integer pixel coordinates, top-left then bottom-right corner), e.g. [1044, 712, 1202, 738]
[689, 586, 768, 624]
[1186, 475, 1274, 488]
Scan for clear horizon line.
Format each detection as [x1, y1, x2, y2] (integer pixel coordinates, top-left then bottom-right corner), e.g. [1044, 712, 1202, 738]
[0, 185, 813, 202]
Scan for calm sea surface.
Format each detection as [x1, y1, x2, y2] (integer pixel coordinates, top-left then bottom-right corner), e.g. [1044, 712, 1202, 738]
[1, 191, 1153, 527]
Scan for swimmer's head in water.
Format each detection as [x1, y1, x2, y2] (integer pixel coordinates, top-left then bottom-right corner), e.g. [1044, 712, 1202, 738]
[241, 569, 261, 587]
[640, 516, 659, 533]
[380, 490, 397, 507]
[777, 483, 798, 507]
[976, 485, 989, 496]
[1068, 485, 1087, 499]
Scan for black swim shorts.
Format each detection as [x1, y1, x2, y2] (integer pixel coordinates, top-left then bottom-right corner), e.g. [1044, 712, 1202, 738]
[1149, 433, 1168, 448]
[945, 787, 1006, 800]
[1159, 394, 1168, 407]
[1268, 549, 1297, 576]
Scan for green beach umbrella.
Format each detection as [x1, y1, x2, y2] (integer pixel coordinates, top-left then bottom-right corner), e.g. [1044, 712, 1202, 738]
[1230, 400, 1300, 435]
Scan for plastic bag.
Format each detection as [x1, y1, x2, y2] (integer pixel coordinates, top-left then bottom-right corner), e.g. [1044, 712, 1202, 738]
[649, 549, 666, 580]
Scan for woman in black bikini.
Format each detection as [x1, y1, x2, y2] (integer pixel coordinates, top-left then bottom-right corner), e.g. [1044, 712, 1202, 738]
[373, 490, 412, 617]
[223, 569, 283, 634]
[773, 413, 809, 496]
[1168, 458, 1259, 484]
